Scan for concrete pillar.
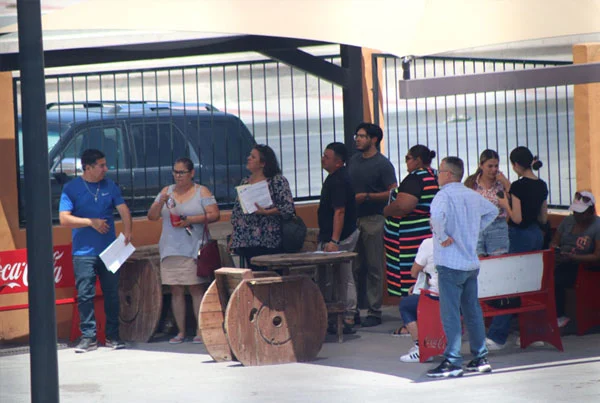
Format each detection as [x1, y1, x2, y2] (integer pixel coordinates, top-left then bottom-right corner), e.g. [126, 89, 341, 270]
[573, 43, 600, 195]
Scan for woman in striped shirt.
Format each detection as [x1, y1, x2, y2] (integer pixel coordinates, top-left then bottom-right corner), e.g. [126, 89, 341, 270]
[384, 145, 439, 297]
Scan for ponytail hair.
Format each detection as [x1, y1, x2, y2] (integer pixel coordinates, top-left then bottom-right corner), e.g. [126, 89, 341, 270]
[408, 144, 436, 166]
[510, 146, 543, 171]
[464, 170, 481, 189]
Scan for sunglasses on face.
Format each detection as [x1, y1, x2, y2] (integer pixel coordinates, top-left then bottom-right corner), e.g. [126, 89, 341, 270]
[575, 192, 592, 204]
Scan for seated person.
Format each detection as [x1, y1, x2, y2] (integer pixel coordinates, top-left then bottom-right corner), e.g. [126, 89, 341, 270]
[398, 237, 438, 363]
[550, 190, 600, 328]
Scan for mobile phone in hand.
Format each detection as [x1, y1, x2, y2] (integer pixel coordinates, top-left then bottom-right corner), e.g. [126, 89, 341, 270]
[496, 191, 504, 198]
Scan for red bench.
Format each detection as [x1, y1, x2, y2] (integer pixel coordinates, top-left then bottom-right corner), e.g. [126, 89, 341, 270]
[575, 263, 600, 336]
[417, 249, 563, 363]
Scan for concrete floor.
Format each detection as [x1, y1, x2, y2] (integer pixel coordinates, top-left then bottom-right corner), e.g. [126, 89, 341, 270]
[2, 306, 600, 403]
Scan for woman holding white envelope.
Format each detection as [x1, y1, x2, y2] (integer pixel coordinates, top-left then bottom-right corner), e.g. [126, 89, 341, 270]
[230, 144, 295, 269]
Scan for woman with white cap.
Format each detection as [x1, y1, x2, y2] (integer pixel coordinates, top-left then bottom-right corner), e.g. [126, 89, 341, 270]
[550, 190, 600, 328]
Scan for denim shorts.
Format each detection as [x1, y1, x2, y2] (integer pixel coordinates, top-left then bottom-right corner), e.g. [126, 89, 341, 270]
[477, 216, 509, 256]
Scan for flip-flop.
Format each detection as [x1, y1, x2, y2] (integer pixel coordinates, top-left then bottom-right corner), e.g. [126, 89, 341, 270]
[169, 335, 185, 344]
[192, 336, 203, 344]
[391, 326, 411, 337]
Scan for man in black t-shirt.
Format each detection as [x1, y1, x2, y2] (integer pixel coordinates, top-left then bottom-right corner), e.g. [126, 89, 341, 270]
[318, 142, 360, 334]
[348, 123, 397, 327]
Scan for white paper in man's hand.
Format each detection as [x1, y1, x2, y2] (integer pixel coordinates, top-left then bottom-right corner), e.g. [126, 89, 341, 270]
[99, 233, 136, 273]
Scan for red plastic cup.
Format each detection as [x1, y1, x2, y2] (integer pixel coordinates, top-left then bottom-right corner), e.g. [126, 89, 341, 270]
[169, 214, 182, 226]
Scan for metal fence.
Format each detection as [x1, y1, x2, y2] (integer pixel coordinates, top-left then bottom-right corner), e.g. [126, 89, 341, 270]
[14, 55, 345, 222]
[373, 55, 574, 208]
[14, 53, 576, 224]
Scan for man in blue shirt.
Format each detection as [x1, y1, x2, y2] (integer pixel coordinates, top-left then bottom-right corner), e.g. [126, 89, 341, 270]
[59, 149, 132, 353]
[427, 157, 498, 378]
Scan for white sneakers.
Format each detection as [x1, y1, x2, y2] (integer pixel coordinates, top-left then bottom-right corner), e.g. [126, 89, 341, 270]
[400, 345, 433, 363]
[557, 316, 571, 328]
[487, 336, 544, 349]
[485, 337, 506, 351]
[515, 337, 544, 347]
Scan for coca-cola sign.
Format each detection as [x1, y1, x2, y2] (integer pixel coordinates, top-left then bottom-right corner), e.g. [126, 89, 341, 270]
[0, 245, 74, 295]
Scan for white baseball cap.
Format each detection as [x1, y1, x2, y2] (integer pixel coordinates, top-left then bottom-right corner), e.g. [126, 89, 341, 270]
[569, 191, 596, 213]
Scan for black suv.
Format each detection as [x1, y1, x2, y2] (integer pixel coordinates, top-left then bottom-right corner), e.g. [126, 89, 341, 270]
[16, 101, 255, 224]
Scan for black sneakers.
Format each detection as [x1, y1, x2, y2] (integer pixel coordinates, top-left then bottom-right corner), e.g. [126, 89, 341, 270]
[361, 315, 382, 328]
[465, 357, 492, 373]
[74, 337, 98, 353]
[105, 338, 126, 350]
[427, 359, 464, 378]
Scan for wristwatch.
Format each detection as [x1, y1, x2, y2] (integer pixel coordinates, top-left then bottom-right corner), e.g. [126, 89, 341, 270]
[365, 193, 371, 201]
[330, 239, 340, 245]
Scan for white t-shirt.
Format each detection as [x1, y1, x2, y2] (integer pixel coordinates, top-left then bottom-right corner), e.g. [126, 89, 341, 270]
[413, 238, 438, 294]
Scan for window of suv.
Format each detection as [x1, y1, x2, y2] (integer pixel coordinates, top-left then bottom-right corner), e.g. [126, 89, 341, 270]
[130, 122, 191, 168]
[188, 118, 253, 168]
[17, 121, 69, 172]
[58, 125, 127, 171]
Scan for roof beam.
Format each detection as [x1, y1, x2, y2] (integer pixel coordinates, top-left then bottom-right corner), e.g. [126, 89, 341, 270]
[0, 35, 331, 71]
[398, 62, 600, 99]
[259, 48, 347, 87]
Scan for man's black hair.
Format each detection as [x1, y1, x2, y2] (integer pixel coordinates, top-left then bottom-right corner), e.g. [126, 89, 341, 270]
[80, 149, 105, 170]
[355, 122, 383, 146]
[325, 142, 348, 164]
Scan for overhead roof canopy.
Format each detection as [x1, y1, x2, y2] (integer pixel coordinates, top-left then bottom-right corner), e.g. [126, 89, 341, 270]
[1, 0, 600, 59]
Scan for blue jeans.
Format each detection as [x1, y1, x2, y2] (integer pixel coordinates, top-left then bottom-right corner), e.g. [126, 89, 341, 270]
[508, 224, 543, 254]
[487, 224, 544, 344]
[477, 217, 509, 256]
[437, 265, 487, 366]
[399, 294, 420, 324]
[73, 256, 121, 339]
[399, 293, 439, 325]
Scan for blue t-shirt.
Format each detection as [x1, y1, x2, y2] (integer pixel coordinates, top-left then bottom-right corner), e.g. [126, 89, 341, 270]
[59, 177, 125, 256]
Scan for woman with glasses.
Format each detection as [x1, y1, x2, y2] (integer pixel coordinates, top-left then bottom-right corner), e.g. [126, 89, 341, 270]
[550, 191, 600, 328]
[229, 144, 295, 269]
[147, 157, 220, 344]
[383, 145, 439, 301]
[485, 146, 548, 350]
[464, 149, 511, 257]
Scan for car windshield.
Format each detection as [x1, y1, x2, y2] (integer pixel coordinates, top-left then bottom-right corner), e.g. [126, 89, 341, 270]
[17, 121, 69, 170]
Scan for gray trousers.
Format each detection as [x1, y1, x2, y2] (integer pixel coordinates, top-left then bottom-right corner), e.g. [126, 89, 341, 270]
[317, 229, 360, 320]
[354, 215, 384, 318]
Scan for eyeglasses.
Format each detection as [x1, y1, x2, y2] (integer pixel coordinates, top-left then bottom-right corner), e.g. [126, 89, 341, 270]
[354, 134, 369, 139]
[574, 192, 592, 204]
[405, 155, 413, 162]
[172, 170, 191, 176]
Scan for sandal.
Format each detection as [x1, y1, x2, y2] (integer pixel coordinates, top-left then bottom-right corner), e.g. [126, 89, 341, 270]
[169, 335, 185, 344]
[192, 336, 203, 344]
[391, 326, 410, 337]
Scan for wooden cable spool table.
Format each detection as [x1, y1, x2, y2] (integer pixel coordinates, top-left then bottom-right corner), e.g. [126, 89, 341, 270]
[118, 245, 162, 342]
[251, 251, 357, 343]
[199, 268, 327, 366]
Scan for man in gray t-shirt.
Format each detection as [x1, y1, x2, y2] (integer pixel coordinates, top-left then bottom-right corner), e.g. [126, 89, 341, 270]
[348, 122, 397, 327]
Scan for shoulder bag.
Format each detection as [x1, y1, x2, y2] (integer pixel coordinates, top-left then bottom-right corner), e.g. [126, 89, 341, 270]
[197, 223, 221, 277]
[281, 213, 307, 253]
